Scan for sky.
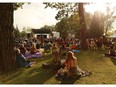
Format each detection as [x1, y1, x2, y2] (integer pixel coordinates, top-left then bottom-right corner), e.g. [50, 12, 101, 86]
[14, 2, 116, 31]
[14, 3, 58, 31]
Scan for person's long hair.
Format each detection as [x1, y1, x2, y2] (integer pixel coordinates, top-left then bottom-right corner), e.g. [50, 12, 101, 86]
[31, 43, 36, 49]
[66, 51, 74, 62]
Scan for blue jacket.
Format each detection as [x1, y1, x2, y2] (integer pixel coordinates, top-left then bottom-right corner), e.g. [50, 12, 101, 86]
[16, 53, 28, 67]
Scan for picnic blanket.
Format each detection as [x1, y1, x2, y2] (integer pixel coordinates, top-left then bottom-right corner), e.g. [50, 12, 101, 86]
[24, 52, 43, 59]
[71, 50, 80, 53]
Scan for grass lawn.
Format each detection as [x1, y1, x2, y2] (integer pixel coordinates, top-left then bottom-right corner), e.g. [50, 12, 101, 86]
[0, 49, 116, 84]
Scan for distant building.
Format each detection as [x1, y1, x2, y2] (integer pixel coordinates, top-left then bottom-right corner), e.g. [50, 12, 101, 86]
[52, 31, 60, 38]
[109, 33, 116, 38]
[31, 28, 52, 39]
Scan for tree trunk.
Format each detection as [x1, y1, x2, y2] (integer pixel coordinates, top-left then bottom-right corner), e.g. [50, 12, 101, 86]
[78, 3, 87, 50]
[0, 3, 17, 72]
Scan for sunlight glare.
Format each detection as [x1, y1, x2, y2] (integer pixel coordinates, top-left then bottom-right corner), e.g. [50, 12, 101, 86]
[85, 3, 106, 13]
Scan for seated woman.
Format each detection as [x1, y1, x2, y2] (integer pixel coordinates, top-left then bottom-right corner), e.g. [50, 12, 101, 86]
[64, 51, 82, 77]
[15, 49, 35, 68]
[50, 43, 61, 69]
[52, 43, 58, 55]
[42, 44, 60, 70]
[105, 45, 116, 57]
[30, 43, 37, 54]
[51, 50, 61, 70]
[36, 41, 41, 49]
[59, 44, 67, 56]
[19, 44, 27, 55]
[55, 51, 92, 80]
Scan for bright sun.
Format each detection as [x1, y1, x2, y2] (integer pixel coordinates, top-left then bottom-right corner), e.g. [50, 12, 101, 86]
[85, 3, 107, 13]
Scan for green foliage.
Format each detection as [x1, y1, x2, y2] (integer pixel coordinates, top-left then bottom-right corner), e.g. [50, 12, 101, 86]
[43, 2, 78, 20]
[85, 12, 93, 29]
[56, 17, 71, 39]
[55, 15, 80, 39]
[20, 27, 27, 37]
[103, 5, 116, 35]
[87, 11, 104, 38]
[20, 31, 26, 37]
[86, 3, 116, 38]
[69, 13, 80, 30]
[13, 3, 30, 10]
[13, 26, 20, 38]
[41, 25, 56, 31]
[13, 3, 25, 10]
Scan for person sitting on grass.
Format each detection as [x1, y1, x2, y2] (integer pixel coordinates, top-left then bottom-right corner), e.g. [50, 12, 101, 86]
[50, 43, 61, 69]
[59, 44, 67, 56]
[64, 51, 82, 78]
[42, 44, 61, 70]
[105, 45, 116, 57]
[19, 44, 27, 55]
[36, 41, 41, 49]
[52, 43, 58, 55]
[30, 43, 37, 54]
[15, 49, 35, 68]
[51, 50, 61, 70]
[55, 51, 92, 80]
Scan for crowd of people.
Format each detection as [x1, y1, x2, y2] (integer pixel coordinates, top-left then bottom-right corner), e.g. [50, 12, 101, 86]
[86, 37, 112, 50]
[14, 35, 116, 80]
[86, 37, 116, 57]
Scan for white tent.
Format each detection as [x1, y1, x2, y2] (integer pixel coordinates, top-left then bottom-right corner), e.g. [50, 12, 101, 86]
[109, 33, 116, 38]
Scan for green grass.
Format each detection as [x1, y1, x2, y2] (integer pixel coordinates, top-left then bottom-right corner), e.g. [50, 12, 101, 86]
[0, 49, 116, 84]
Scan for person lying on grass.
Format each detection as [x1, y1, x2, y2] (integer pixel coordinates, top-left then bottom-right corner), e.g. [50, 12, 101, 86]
[15, 49, 35, 68]
[55, 51, 92, 80]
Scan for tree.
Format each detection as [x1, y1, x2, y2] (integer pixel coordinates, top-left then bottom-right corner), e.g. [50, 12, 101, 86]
[56, 17, 69, 39]
[20, 31, 27, 38]
[43, 2, 77, 20]
[13, 25, 20, 38]
[0, 3, 25, 72]
[103, 4, 116, 36]
[20, 27, 27, 38]
[78, 3, 88, 50]
[41, 25, 56, 31]
[44, 2, 88, 49]
[0, 3, 16, 72]
[87, 11, 104, 38]
[55, 13, 80, 39]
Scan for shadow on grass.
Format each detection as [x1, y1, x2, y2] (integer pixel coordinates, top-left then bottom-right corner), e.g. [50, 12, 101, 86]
[110, 57, 116, 65]
[3, 67, 55, 84]
[60, 76, 81, 84]
[0, 56, 53, 84]
[23, 68, 55, 84]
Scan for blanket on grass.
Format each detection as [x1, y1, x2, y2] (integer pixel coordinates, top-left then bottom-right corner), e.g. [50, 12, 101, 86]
[24, 52, 43, 59]
[71, 50, 80, 53]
